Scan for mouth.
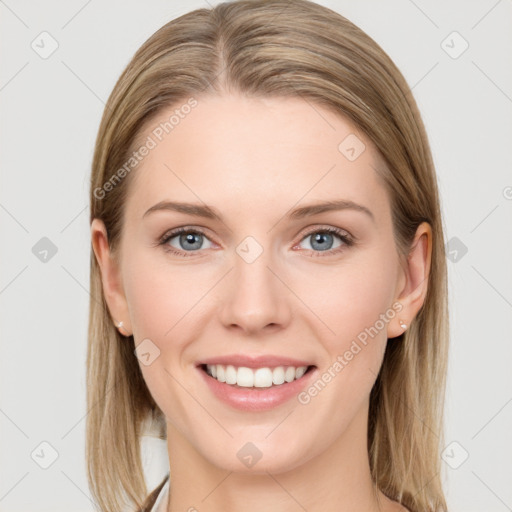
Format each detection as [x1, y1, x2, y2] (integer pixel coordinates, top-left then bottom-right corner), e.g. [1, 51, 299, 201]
[195, 355, 318, 411]
[199, 363, 317, 388]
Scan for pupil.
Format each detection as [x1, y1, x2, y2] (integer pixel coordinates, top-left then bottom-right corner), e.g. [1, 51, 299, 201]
[181, 232, 202, 250]
[312, 232, 332, 251]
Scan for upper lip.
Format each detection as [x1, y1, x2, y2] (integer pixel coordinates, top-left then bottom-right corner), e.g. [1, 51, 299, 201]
[197, 354, 315, 369]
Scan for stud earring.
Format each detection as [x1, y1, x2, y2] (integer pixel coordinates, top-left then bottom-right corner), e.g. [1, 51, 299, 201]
[115, 320, 129, 337]
[399, 319, 407, 330]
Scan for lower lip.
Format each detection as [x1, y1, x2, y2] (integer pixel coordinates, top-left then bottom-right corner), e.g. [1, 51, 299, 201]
[197, 365, 317, 412]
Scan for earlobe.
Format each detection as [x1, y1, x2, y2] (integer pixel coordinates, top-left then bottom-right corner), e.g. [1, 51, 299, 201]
[90, 218, 132, 336]
[114, 320, 131, 337]
[387, 222, 432, 339]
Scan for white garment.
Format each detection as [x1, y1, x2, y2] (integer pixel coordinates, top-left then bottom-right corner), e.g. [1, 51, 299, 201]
[150, 477, 170, 512]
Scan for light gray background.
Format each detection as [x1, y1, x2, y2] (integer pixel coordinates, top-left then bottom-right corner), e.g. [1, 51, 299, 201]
[1, 1, 511, 511]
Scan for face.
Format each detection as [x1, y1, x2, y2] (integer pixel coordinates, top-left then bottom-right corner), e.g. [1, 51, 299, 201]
[94, 93, 413, 474]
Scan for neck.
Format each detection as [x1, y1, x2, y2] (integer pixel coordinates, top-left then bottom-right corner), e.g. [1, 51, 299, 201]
[164, 406, 392, 512]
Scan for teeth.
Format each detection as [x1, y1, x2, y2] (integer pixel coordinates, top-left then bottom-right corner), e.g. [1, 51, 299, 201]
[216, 365, 226, 383]
[295, 366, 307, 379]
[225, 365, 237, 385]
[205, 364, 309, 387]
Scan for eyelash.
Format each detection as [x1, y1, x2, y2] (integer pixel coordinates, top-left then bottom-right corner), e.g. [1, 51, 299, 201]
[157, 226, 354, 258]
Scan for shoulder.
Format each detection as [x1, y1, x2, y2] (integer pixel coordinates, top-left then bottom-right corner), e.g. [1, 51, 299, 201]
[380, 493, 411, 512]
[138, 475, 169, 512]
[392, 502, 411, 512]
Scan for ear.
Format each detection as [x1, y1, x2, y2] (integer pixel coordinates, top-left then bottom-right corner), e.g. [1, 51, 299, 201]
[90, 218, 132, 336]
[387, 221, 432, 339]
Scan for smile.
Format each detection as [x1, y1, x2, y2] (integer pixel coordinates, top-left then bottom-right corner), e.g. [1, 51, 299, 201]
[196, 356, 318, 411]
[203, 364, 312, 388]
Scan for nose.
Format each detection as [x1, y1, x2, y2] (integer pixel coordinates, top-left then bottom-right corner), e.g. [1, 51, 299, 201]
[218, 246, 292, 335]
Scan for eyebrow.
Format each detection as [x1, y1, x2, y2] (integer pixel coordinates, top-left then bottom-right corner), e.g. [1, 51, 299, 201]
[143, 199, 375, 223]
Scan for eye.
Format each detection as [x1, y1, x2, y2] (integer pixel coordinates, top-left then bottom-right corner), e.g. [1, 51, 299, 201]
[295, 226, 353, 256]
[159, 227, 214, 257]
[158, 225, 354, 258]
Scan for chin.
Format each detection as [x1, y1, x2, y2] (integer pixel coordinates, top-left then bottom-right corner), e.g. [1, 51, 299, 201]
[200, 436, 312, 475]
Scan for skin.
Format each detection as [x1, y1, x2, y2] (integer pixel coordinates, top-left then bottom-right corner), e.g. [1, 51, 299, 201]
[91, 93, 430, 512]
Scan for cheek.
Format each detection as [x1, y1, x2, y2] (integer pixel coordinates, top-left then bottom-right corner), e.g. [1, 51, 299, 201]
[122, 249, 217, 406]
[122, 248, 210, 339]
[294, 249, 398, 408]
[122, 251, 202, 430]
[301, 255, 397, 348]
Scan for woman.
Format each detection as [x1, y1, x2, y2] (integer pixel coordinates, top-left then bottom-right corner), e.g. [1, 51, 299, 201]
[87, 1, 449, 511]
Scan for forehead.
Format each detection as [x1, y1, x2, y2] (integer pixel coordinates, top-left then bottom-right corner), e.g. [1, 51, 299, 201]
[125, 93, 390, 223]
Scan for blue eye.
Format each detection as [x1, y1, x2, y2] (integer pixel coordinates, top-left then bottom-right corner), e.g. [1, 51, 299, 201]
[160, 228, 213, 256]
[158, 226, 353, 258]
[295, 227, 353, 256]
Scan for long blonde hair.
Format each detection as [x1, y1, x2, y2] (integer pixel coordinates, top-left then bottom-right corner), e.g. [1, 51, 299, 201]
[87, 1, 449, 510]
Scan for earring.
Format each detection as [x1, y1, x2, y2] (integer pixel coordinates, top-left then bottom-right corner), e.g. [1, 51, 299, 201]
[115, 320, 129, 336]
[399, 319, 407, 331]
